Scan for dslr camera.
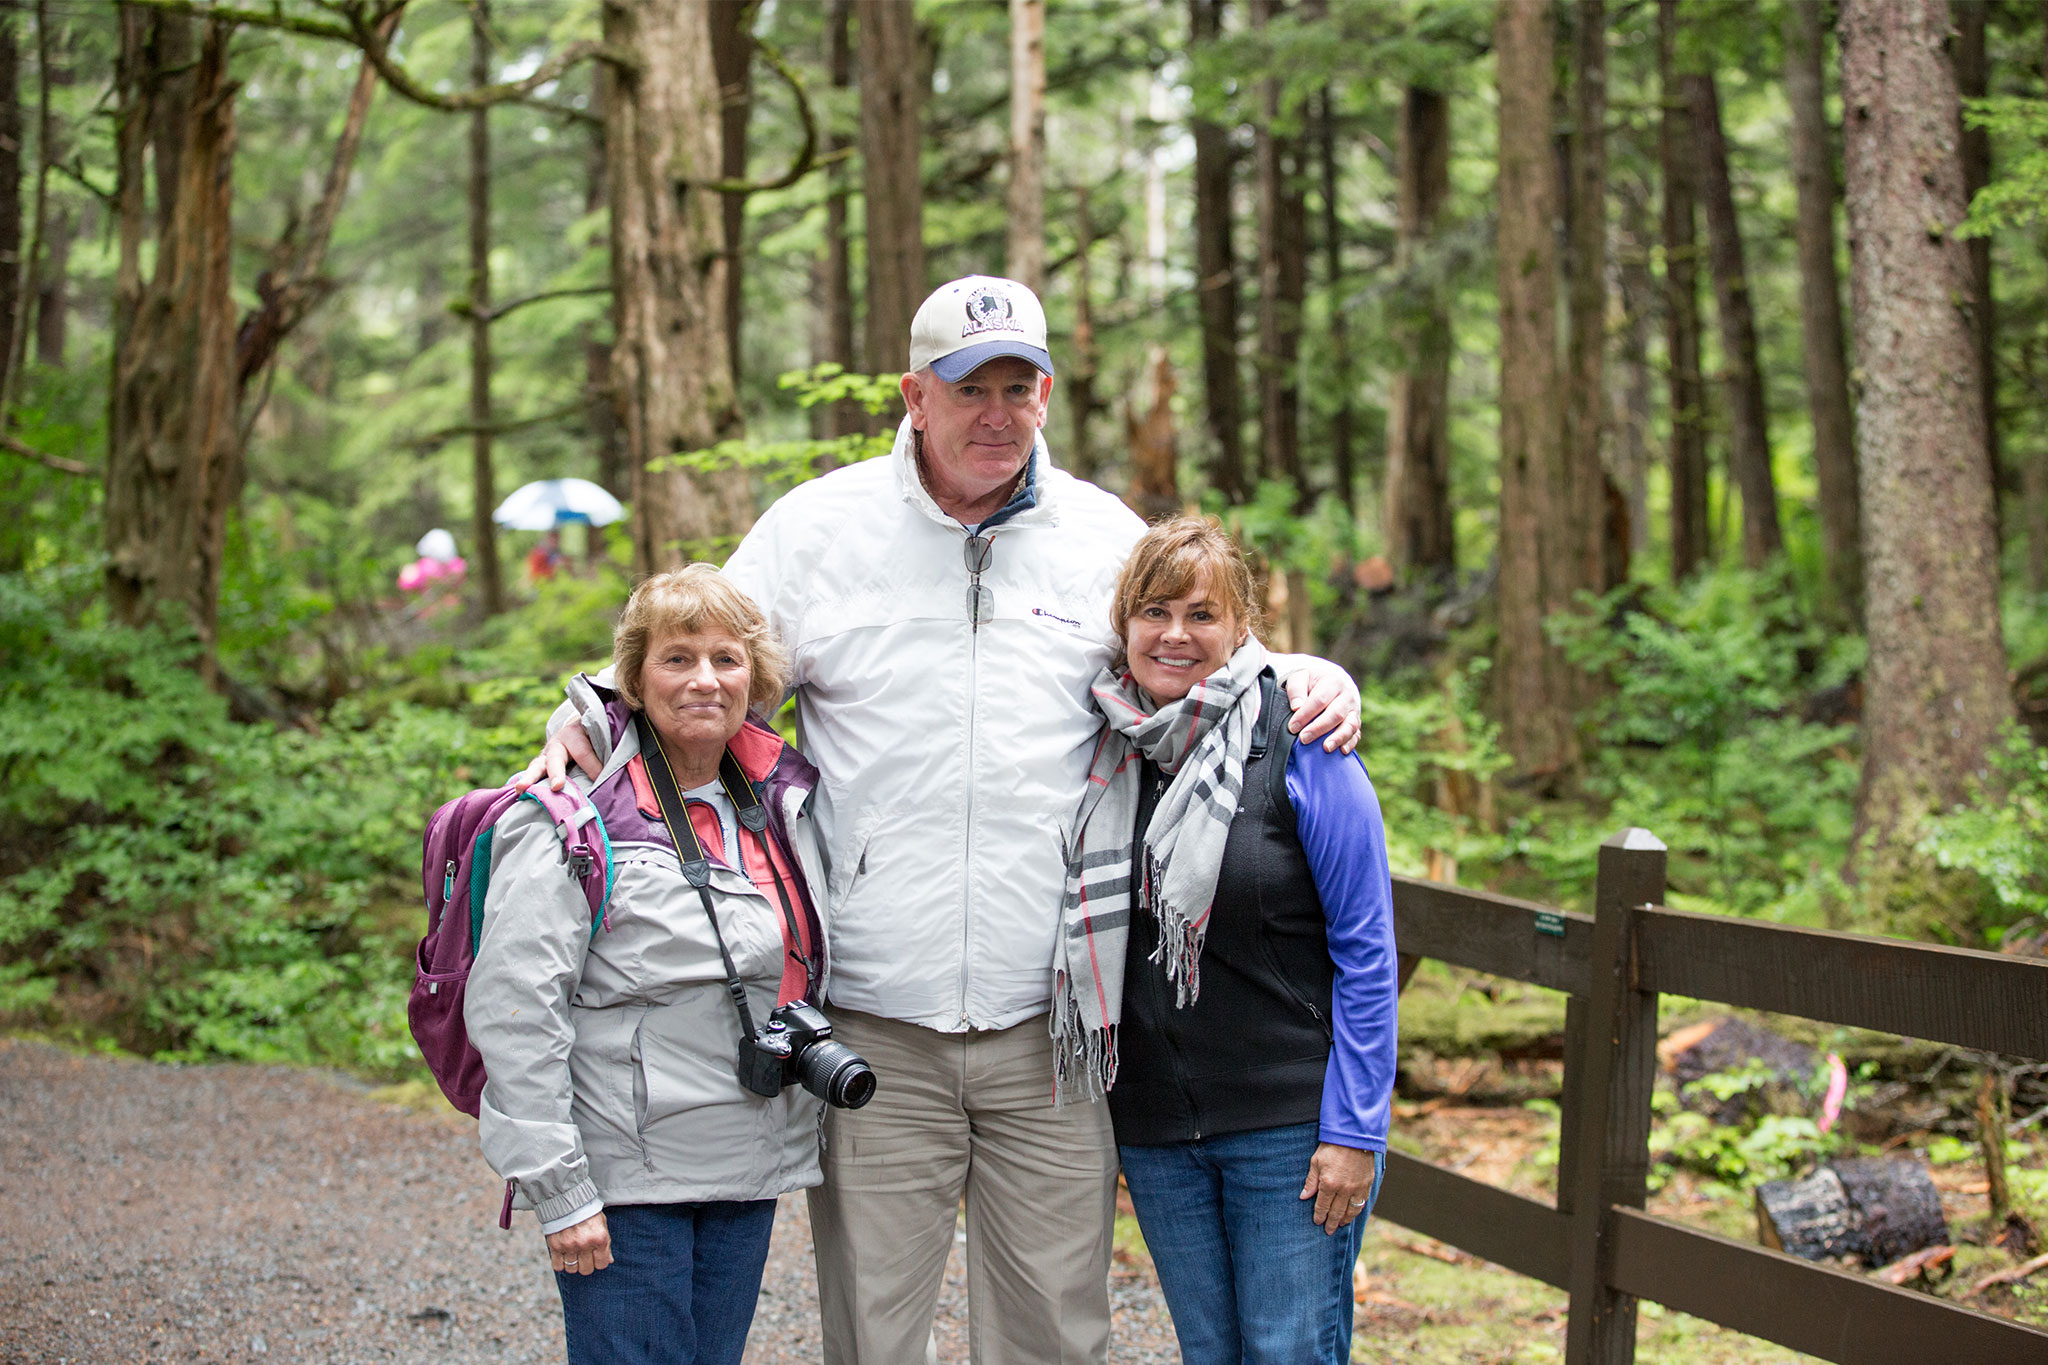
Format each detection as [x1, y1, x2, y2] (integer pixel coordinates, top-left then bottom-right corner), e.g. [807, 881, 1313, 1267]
[736, 1000, 877, 1109]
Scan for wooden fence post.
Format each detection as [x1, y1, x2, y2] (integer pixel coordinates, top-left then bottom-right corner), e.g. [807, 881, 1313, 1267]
[1563, 828, 1667, 1365]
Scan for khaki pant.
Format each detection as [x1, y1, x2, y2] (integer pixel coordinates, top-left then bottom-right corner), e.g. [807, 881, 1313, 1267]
[806, 1009, 1118, 1365]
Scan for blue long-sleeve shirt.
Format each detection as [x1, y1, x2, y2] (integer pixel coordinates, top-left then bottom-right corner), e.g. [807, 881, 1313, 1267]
[1285, 740, 1399, 1152]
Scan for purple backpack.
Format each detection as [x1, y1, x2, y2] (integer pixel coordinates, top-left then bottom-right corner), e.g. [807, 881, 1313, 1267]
[410, 782, 614, 1121]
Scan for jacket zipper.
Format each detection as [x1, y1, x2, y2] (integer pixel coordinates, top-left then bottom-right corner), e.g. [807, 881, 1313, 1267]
[957, 530, 983, 1025]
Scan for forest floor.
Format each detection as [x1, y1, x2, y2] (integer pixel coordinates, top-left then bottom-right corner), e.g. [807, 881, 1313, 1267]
[4, 1030, 2041, 1364]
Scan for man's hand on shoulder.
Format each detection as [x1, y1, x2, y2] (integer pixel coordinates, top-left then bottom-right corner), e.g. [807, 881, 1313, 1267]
[509, 725, 604, 792]
[1282, 659, 1361, 755]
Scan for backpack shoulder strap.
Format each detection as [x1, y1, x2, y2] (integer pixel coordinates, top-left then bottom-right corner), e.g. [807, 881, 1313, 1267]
[513, 784, 616, 940]
[1246, 667, 1283, 760]
[1255, 671, 1298, 834]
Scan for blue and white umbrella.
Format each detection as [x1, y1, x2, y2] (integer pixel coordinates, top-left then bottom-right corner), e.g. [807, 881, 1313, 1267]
[492, 478, 625, 530]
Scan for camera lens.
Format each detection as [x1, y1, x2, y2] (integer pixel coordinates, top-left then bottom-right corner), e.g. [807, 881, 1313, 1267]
[793, 1038, 877, 1109]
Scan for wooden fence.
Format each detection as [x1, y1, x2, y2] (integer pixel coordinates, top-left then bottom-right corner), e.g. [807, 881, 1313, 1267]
[1375, 828, 2048, 1364]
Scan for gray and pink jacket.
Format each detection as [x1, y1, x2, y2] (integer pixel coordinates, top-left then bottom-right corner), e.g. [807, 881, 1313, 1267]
[466, 680, 829, 1230]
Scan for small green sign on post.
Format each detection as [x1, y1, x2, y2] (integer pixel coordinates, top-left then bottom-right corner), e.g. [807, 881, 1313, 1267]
[1534, 910, 1566, 938]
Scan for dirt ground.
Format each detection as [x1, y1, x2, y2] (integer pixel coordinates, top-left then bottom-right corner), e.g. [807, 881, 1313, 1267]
[0, 1038, 1183, 1364]
[10, 1034, 2038, 1364]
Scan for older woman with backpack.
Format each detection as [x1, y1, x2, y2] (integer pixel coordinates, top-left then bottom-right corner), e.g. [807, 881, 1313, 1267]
[465, 565, 868, 1365]
[1053, 517, 1399, 1365]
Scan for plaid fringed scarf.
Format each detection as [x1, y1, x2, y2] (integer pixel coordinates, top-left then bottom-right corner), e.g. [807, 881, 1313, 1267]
[1050, 639, 1269, 1103]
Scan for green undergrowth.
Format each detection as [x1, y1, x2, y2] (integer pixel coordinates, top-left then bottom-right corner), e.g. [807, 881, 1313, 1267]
[0, 566, 562, 1075]
[4, 548, 2042, 1082]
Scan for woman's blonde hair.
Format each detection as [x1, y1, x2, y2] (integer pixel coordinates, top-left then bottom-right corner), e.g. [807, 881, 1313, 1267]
[1110, 515, 1261, 648]
[612, 565, 791, 716]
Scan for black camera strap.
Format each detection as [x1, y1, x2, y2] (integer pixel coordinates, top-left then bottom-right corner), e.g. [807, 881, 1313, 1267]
[633, 712, 762, 1040]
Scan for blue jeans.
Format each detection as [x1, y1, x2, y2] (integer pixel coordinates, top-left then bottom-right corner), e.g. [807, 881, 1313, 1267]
[554, 1199, 778, 1365]
[1119, 1121, 1384, 1365]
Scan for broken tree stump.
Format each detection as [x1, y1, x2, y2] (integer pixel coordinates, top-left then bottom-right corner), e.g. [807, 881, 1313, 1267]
[1756, 1156, 1949, 1268]
[1756, 1167, 1869, 1262]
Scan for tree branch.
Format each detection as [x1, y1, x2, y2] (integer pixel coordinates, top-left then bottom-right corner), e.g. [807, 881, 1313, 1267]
[407, 398, 583, 450]
[117, 0, 632, 111]
[450, 283, 609, 326]
[517, 93, 601, 127]
[677, 37, 816, 195]
[112, 0, 356, 42]
[1, 432, 88, 475]
[53, 156, 116, 205]
[339, 1, 634, 112]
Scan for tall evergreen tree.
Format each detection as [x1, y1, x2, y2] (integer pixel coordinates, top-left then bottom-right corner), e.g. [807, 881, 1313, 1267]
[1005, 0, 1045, 292]
[466, 2, 503, 615]
[104, 11, 240, 683]
[1785, 0, 1862, 620]
[1190, 0, 1246, 504]
[1385, 82, 1454, 576]
[1659, 0, 1709, 579]
[857, 0, 924, 376]
[603, 0, 753, 569]
[1840, 0, 2011, 891]
[1687, 68, 1783, 567]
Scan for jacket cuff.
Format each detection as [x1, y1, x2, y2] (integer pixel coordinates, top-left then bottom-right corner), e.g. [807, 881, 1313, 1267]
[539, 1192, 605, 1236]
[533, 1177, 602, 1228]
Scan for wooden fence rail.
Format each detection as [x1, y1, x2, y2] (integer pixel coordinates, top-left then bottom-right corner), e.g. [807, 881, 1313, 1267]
[1374, 828, 2048, 1365]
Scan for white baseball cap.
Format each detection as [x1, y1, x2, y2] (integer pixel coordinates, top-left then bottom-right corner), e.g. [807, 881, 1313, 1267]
[907, 275, 1054, 381]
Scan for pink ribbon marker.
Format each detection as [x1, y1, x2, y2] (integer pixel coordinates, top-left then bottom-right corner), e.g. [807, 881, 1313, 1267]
[1819, 1052, 1848, 1134]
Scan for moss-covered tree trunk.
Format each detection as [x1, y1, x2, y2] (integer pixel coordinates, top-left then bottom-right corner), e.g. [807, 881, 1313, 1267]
[1840, 0, 2011, 907]
[603, 0, 751, 572]
[1495, 0, 1577, 779]
[104, 12, 240, 684]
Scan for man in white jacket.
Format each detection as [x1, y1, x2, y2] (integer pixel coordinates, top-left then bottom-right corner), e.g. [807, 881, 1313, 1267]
[541, 276, 1359, 1364]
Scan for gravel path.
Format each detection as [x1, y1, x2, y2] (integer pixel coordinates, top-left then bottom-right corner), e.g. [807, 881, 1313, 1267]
[0, 1039, 1179, 1364]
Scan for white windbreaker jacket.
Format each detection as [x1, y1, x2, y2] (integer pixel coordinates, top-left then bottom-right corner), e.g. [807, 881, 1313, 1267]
[724, 419, 1145, 1032]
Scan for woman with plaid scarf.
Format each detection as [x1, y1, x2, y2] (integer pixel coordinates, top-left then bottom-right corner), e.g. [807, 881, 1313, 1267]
[1053, 516, 1399, 1365]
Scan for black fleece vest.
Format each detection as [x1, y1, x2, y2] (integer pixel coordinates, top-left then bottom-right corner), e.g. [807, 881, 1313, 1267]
[1107, 674, 1336, 1147]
